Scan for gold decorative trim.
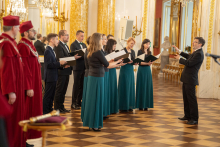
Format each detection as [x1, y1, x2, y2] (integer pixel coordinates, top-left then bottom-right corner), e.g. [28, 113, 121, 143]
[142, 0, 148, 40]
[206, 0, 215, 70]
[97, 0, 115, 35]
[70, 0, 88, 44]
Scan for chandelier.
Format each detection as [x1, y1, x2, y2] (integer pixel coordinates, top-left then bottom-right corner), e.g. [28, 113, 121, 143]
[7, 0, 27, 22]
[32, 0, 58, 11]
[173, 0, 196, 7]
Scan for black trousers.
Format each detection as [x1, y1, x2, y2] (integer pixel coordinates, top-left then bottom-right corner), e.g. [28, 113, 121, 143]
[182, 83, 199, 121]
[72, 70, 85, 105]
[43, 81, 57, 114]
[54, 75, 69, 110]
[0, 118, 9, 147]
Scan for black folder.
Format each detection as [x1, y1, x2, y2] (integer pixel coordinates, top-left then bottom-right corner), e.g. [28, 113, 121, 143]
[114, 53, 129, 61]
[69, 49, 85, 56]
[133, 54, 158, 63]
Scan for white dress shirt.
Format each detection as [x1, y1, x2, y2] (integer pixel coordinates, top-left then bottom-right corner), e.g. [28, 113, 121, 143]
[48, 45, 56, 57]
[60, 40, 70, 53]
[76, 39, 83, 49]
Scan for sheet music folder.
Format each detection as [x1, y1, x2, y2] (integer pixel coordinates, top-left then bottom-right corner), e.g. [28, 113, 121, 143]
[133, 53, 158, 63]
[69, 48, 86, 56]
[60, 56, 76, 66]
[105, 50, 129, 61]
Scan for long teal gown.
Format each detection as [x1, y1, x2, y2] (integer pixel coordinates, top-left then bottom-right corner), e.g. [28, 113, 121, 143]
[81, 50, 89, 121]
[103, 71, 110, 116]
[118, 48, 136, 111]
[83, 76, 104, 128]
[109, 68, 119, 114]
[136, 50, 154, 109]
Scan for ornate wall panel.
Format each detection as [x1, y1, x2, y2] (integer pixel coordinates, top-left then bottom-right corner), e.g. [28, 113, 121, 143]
[142, 0, 148, 40]
[97, 0, 115, 35]
[70, 0, 88, 44]
[206, 0, 215, 70]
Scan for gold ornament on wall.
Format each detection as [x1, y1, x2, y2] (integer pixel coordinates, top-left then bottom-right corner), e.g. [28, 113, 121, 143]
[142, 0, 148, 40]
[206, 0, 215, 70]
[70, 0, 88, 44]
[97, 0, 115, 36]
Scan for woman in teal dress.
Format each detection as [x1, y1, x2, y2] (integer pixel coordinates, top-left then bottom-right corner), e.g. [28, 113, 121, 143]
[105, 39, 119, 114]
[81, 36, 90, 121]
[118, 37, 137, 112]
[82, 33, 124, 131]
[136, 39, 154, 110]
[101, 34, 110, 118]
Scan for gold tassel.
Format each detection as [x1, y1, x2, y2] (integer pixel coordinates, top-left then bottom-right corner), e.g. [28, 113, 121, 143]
[23, 124, 28, 132]
[61, 124, 66, 131]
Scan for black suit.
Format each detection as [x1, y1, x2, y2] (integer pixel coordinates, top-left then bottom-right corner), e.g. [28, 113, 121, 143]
[34, 40, 45, 55]
[54, 41, 72, 110]
[34, 40, 46, 80]
[43, 46, 61, 114]
[179, 48, 204, 121]
[70, 40, 87, 106]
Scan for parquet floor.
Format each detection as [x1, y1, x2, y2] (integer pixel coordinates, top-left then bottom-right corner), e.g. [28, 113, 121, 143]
[44, 77, 220, 147]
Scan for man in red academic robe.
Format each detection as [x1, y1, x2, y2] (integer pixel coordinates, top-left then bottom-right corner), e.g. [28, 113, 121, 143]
[18, 21, 43, 146]
[0, 15, 26, 147]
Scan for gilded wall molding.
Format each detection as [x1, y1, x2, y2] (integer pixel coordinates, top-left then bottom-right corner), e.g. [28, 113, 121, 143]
[97, 0, 115, 36]
[70, 0, 88, 44]
[206, 0, 215, 70]
[142, 0, 148, 40]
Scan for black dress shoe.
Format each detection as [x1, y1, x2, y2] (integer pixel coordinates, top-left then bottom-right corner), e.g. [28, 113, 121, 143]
[103, 116, 109, 120]
[129, 109, 133, 112]
[59, 109, 66, 114]
[92, 128, 101, 132]
[63, 108, 71, 113]
[26, 142, 34, 147]
[144, 108, 148, 111]
[71, 104, 80, 110]
[187, 120, 198, 125]
[139, 108, 143, 110]
[178, 117, 190, 121]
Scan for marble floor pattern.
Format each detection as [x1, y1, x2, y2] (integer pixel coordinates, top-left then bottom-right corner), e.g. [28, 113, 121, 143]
[40, 77, 220, 147]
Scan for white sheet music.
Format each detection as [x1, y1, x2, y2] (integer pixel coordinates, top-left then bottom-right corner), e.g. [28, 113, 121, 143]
[60, 56, 76, 61]
[105, 50, 126, 61]
[137, 53, 145, 60]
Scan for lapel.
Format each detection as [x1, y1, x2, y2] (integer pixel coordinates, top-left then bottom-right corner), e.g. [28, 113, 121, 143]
[75, 40, 82, 50]
[47, 46, 56, 59]
[59, 41, 69, 55]
[188, 48, 201, 60]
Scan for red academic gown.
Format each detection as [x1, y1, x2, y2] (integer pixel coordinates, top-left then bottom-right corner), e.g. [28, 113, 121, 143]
[0, 33, 25, 147]
[18, 38, 43, 139]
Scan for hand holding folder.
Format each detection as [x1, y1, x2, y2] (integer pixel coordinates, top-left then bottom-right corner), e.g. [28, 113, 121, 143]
[59, 56, 76, 66]
[133, 53, 158, 64]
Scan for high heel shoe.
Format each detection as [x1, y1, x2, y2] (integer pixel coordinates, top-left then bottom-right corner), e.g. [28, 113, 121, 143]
[92, 128, 101, 132]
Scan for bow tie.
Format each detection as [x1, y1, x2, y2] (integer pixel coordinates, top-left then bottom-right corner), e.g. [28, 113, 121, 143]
[79, 42, 83, 45]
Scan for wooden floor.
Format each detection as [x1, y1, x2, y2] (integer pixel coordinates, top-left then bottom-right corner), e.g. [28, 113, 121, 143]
[44, 77, 220, 147]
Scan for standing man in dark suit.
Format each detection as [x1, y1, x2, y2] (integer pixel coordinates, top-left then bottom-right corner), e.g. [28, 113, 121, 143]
[54, 30, 72, 113]
[34, 34, 45, 55]
[70, 30, 87, 109]
[43, 33, 67, 114]
[173, 37, 205, 125]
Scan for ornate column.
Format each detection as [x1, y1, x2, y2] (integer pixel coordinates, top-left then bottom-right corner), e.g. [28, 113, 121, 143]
[97, 0, 115, 35]
[70, 0, 88, 43]
[206, 0, 215, 70]
[142, 0, 148, 40]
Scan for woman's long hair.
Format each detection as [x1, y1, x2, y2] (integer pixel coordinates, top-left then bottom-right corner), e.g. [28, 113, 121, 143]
[87, 33, 102, 58]
[105, 39, 117, 54]
[141, 39, 151, 55]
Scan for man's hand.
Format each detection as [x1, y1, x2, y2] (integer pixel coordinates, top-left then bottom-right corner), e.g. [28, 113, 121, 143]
[74, 54, 82, 59]
[8, 92, 16, 104]
[174, 54, 180, 60]
[60, 60, 67, 65]
[172, 45, 181, 53]
[27, 89, 34, 97]
[64, 65, 70, 68]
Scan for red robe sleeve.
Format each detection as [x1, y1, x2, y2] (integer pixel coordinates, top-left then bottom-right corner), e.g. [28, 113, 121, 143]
[18, 43, 33, 90]
[0, 43, 17, 95]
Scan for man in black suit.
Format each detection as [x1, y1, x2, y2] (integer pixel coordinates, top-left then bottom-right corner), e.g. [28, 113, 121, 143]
[173, 37, 205, 125]
[34, 34, 45, 55]
[70, 30, 87, 109]
[54, 30, 72, 113]
[43, 33, 67, 114]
